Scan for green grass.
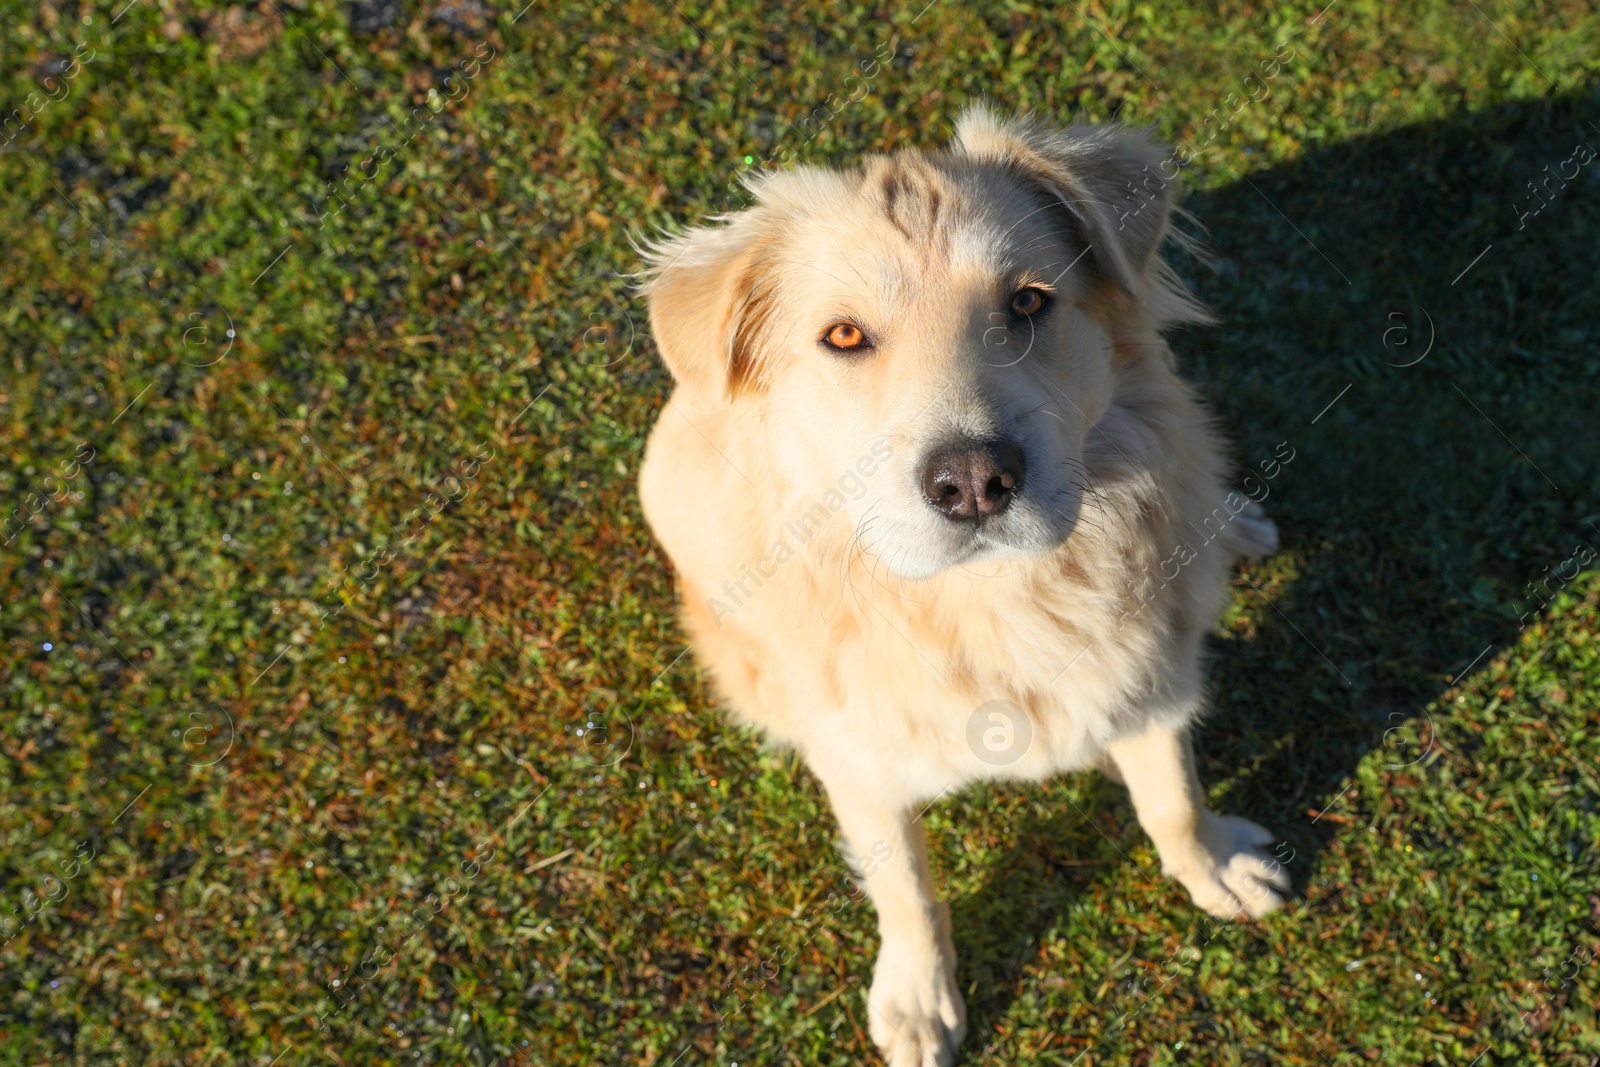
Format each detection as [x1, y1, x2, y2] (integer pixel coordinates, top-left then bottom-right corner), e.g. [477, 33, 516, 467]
[2, 0, 1599, 1064]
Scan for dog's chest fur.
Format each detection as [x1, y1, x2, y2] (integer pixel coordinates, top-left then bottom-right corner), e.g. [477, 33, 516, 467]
[641, 371, 1240, 803]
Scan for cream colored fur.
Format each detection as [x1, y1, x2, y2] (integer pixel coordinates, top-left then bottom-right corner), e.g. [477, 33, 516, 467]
[637, 105, 1289, 1067]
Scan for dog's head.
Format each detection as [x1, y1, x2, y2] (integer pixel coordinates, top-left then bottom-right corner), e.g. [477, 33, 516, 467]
[640, 105, 1206, 580]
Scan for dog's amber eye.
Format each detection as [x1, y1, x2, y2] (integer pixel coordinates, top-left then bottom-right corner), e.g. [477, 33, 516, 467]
[1010, 288, 1048, 318]
[823, 322, 867, 350]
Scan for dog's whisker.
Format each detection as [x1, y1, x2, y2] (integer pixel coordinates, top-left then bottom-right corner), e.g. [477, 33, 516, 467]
[794, 260, 855, 289]
[998, 201, 1065, 243]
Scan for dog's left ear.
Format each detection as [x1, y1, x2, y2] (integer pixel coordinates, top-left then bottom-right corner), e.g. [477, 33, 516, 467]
[636, 211, 781, 408]
[953, 105, 1177, 301]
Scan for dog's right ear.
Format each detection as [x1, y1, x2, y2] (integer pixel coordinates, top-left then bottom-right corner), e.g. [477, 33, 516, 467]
[953, 104, 1183, 306]
[953, 104, 1211, 330]
[636, 212, 781, 408]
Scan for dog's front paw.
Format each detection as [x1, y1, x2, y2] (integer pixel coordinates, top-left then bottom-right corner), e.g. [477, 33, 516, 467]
[1227, 499, 1280, 562]
[1173, 814, 1290, 920]
[867, 939, 966, 1067]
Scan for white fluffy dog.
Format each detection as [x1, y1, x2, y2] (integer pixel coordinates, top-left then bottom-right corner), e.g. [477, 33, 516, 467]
[638, 105, 1289, 1067]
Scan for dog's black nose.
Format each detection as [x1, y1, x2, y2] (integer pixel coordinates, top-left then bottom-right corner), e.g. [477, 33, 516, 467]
[920, 440, 1025, 522]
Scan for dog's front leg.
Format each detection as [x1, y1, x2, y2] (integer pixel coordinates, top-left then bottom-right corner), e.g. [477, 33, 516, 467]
[1106, 719, 1290, 919]
[818, 775, 965, 1067]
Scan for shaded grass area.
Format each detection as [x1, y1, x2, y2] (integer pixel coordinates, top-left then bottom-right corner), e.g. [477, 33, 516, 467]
[1, 0, 1599, 1064]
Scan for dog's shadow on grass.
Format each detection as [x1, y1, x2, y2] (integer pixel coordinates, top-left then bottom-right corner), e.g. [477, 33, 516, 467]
[948, 88, 1600, 1054]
